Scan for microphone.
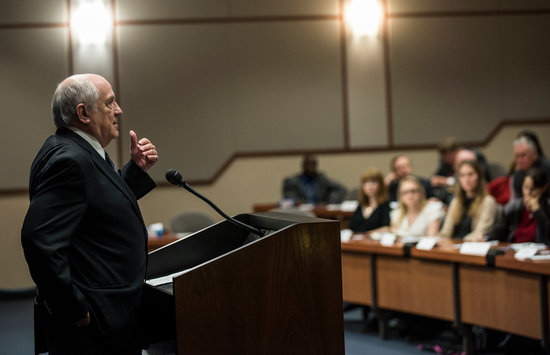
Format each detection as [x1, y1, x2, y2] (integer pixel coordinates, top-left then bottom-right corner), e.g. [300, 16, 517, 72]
[165, 169, 264, 238]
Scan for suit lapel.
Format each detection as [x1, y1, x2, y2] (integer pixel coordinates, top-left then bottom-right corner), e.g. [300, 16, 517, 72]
[59, 129, 142, 217]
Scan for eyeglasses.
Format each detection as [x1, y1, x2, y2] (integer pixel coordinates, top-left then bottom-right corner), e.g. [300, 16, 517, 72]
[400, 189, 420, 195]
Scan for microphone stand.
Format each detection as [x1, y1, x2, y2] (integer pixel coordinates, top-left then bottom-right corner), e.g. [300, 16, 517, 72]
[177, 181, 265, 238]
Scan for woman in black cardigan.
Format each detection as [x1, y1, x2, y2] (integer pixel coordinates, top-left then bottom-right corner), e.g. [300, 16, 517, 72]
[349, 167, 391, 234]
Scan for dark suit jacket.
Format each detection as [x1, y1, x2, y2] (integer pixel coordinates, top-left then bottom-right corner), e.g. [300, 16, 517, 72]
[21, 128, 156, 343]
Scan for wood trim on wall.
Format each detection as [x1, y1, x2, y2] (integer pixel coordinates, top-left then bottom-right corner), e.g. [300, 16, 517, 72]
[338, 0, 350, 149]
[116, 15, 339, 27]
[5, 117, 547, 196]
[66, 0, 73, 75]
[160, 118, 550, 187]
[111, 0, 124, 166]
[381, 0, 393, 147]
[389, 9, 550, 19]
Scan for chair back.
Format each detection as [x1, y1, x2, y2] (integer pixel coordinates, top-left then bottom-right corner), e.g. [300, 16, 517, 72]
[170, 212, 214, 233]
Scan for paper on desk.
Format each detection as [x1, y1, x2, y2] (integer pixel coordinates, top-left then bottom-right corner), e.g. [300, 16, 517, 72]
[526, 254, 550, 261]
[416, 237, 437, 250]
[514, 246, 544, 261]
[380, 233, 397, 246]
[460, 242, 492, 256]
[340, 229, 353, 242]
[510, 243, 546, 252]
[340, 200, 359, 212]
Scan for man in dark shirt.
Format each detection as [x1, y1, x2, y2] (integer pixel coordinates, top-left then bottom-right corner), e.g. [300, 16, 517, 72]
[385, 155, 433, 202]
[282, 154, 347, 204]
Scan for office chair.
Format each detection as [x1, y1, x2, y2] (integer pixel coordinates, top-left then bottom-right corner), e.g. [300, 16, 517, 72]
[170, 212, 214, 234]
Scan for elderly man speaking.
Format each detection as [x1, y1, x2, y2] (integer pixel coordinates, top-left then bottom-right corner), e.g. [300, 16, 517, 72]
[22, 74, 159, 354]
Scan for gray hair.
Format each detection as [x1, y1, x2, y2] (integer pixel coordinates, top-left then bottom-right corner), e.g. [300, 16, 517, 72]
[52, 74, 99, 128]
[513, 136, 537, 153]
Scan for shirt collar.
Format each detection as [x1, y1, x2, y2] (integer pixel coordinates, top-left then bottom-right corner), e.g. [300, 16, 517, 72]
[68, 126, 106, 159]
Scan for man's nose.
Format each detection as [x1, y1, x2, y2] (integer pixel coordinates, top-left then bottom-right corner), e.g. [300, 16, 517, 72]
[115, 102, 123, 115]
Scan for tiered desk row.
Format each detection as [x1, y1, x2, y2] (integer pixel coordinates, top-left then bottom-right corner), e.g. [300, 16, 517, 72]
[341, 237, 550, 354]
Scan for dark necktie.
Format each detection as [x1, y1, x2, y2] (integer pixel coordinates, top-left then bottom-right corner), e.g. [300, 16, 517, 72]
[105, 152, 116, 172]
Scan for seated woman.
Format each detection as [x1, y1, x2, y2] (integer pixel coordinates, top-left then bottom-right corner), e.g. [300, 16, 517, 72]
[488, 167, 550, 244]
[349, 167, 391, 234]
[439, 160, 497, 241]
[391, 176, 445, 237]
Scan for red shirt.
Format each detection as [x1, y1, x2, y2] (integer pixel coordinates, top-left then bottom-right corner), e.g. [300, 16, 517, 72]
[488, 176, 510, 205]
[513, 208, 537, 243]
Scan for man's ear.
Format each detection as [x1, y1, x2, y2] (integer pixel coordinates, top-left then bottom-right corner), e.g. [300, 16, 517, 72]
[76, 103, 90, 124]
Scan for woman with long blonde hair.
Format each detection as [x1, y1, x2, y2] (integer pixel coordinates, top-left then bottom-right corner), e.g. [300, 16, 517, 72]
[391, 176, 444, 237]
[439, 160, 497, 240]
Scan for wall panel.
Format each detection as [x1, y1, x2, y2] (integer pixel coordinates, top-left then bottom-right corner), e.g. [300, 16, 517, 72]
[347, 36, 388, 148]
[390, 16, 501, 145]
[117, 0, 338, 21]
[118, 20, 343, 182]
[0, 0, 66, 23]
[499, 15, 550, 118]
[0, 28, 69, 188]
[388, 0, 550, 13]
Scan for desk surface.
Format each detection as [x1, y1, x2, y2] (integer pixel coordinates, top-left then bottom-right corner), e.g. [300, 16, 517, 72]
[253, 202, 354, 228]
[343, 236, 550, 272]
[148, 234, 182, 252]
[341, 236, 550, 342]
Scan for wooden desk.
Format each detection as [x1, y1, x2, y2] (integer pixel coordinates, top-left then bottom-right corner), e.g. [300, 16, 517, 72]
[148, 234, 179, 252]
[341, 237, 550, 353]
[253, 202, 353, 228]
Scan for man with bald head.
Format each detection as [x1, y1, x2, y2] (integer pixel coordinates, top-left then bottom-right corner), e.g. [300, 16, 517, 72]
[22, 74, 159, 354]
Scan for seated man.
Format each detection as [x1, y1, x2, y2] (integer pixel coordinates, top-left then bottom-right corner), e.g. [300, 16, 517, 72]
[385, 155, 433, 202]
[511, 135, 550, 200]
[282, 154, 347, 205]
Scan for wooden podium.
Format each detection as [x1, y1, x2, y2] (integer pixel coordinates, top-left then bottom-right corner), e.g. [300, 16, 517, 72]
[143, 212, 345, 355]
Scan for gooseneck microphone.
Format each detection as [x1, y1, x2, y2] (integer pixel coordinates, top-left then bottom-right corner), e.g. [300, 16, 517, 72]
[166, 169, 264, 238]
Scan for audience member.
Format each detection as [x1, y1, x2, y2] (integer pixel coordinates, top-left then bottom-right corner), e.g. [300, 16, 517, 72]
[439, 160, 497, 241]
[385, 155, 433, 202]
[390, 176, 445, 237]
[456, 148, 491, 182]
[433, 147, 492, 205]
[432, 136, 459, 183]
[518, 130, 545, 157]
[431, 137, 460, 204]
[488, 167, 550, 244]
[488, 130, 546, 206]
[511, 134, 550, 198]
[282, 154, 347, 205]
[349, 167, 391, 234]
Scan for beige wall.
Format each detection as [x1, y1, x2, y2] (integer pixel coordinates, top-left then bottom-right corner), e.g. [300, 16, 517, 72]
[4, 122, 549, 289]
[1, 0, 550, 289]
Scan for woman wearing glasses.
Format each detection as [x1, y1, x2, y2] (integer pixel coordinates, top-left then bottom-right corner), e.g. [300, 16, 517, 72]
[391, 175, 445, 237]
